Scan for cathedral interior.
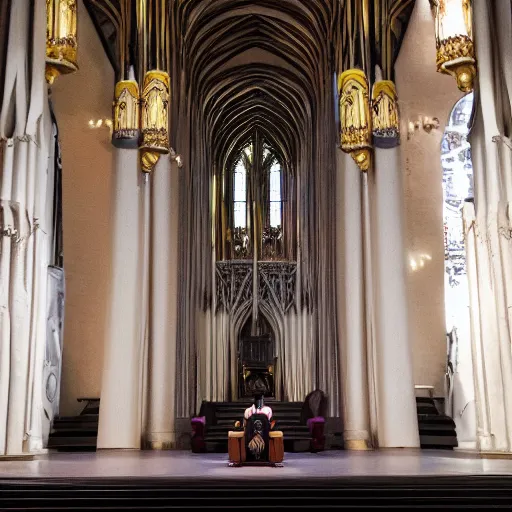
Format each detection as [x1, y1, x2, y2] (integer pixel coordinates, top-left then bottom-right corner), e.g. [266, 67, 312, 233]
[1, 0, 512, 507]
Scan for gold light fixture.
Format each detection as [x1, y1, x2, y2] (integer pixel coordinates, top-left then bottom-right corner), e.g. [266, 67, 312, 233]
[139, 70, 170, 173]
[407, 116, 440, 139]
[372, 81, 400, 149]
[432, 0, 476, 92]
[112, 80, 140, 149]
[46, 0, 78, 84]
[338, 69, 372, 172]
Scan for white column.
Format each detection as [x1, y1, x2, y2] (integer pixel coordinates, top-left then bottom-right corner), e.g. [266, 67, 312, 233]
[0, 141, 14, 455]
[97, 149, 145, 449]
[146, 157, 179, 449]
[372, 147, 420, 448]
[336, 149, 370, 450]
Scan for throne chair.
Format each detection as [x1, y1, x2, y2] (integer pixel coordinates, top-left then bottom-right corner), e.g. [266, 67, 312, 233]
[228, 400, 284, 466]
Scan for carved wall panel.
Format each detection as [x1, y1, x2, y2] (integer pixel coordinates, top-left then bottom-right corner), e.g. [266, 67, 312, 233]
[215, 262, 253, 314]
[215, 261, 297, 315]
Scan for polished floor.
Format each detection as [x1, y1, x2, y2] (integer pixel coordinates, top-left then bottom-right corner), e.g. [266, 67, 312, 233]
[1, 450, 512, 481]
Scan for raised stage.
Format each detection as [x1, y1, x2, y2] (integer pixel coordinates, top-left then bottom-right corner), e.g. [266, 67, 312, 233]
[1, 450, 512, 509]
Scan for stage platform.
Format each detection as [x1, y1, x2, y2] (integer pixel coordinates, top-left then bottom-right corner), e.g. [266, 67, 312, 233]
[1, 450, 512, 509]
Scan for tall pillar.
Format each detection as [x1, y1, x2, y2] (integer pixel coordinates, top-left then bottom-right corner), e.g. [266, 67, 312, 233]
[146, 157, 179, 449]
[336, 149, 370, 450]
[97, 149, 145, 449]
[372, 147, 420, 448]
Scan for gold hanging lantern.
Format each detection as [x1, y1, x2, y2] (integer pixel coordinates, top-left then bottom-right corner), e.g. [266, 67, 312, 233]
[433, 0, 476, 92]
[372, 81, 400, 149]
[46, 0, 78, 84]
[139, 70, 170, 173]
[338, 69, 372, 172]
[112, 80, 140, 149]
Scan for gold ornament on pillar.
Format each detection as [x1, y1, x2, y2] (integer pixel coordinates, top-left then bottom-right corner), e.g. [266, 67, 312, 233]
[433, 0, 476, 92]
[45, 0, 78, 84]
[372, 81, 400, 149]
[338, 69, 372, 172]
[112, 80, 140, 149]
[139, 70, 170, 173]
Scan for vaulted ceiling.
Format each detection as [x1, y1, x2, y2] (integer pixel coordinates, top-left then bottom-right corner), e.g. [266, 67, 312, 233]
[85, 0, 338, 169]
[84, 0, 414, 169]
[173, 0, 339, 170]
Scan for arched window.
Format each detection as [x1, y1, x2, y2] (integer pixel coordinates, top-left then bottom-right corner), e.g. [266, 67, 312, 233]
[442, 92, 474, 376]
[262, 156, 285, 260]
[233, 159, 247, 229]
[218, 138, 293, 262]
[269, 161, 282, 228]
[229, 146, 252, 260]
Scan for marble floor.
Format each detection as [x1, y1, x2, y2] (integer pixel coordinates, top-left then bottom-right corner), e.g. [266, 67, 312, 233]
[1, 450, 512, 482]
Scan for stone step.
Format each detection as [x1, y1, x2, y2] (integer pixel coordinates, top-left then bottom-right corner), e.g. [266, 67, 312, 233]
[214, 410, 301, 419]
[420, 435, 458, 447]
[47, 436, 97, 448]
[205, 433, 311, 442]
[213, 419, 303, 427]
[207, 425, 309, 433]
[54, 415, 99, 422]
[417, 414, 455, 425]
[50, 429, 98, 436]
[418, 422, 457, 432]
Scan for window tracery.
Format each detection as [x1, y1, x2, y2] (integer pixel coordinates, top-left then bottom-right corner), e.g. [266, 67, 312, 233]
[219, 137, 292, 262]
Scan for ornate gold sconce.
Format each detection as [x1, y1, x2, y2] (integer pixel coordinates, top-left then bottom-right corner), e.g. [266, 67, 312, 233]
[372, 81, 400, 149]
[406, 116, 440, 140]
[46, 0, 78, 84]
[338, 69, 372, 172]
[112, 80, 140, 149]
[432, 0, 476, 92]
[139, 70, 170, 173]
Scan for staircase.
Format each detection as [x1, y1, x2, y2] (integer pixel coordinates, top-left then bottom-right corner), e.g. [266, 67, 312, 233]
[2, 476, 511, 509]
[47, 398, 99, 451]
[199, 401, 312, 452]
[416, 396, 458, 449]
[47, 397, 457, 452]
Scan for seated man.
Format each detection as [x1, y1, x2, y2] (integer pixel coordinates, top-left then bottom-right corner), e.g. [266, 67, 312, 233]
[244, 394, 272, 461]
[229, 393, 283, 465]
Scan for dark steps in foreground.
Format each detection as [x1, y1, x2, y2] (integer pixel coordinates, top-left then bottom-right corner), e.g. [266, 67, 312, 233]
[1, 476, 511, 509]
[416, 397, 458, 449]
[47, 399, 99, 452]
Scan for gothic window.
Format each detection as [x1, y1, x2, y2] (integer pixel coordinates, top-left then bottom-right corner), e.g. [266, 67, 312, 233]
[218, 137, 294, 262]
[442, 92, 474, 373]
[229, 147, 252, 260]
[262, 157, 285, 261]
[269, 162, 282, 228]
[233, 159, 247, 229]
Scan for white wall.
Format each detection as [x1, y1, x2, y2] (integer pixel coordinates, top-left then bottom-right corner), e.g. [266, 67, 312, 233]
[51, 0, 114, 415]
[396, 0, 462, 395]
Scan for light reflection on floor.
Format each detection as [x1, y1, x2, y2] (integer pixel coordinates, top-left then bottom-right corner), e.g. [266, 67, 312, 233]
[0, 450, 512, 480]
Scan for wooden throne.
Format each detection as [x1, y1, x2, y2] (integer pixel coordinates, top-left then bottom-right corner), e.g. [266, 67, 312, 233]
[238, 335, 276, 399]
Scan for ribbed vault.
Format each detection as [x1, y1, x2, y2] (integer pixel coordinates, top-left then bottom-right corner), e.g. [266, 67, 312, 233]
[170, 0, 337, 171]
